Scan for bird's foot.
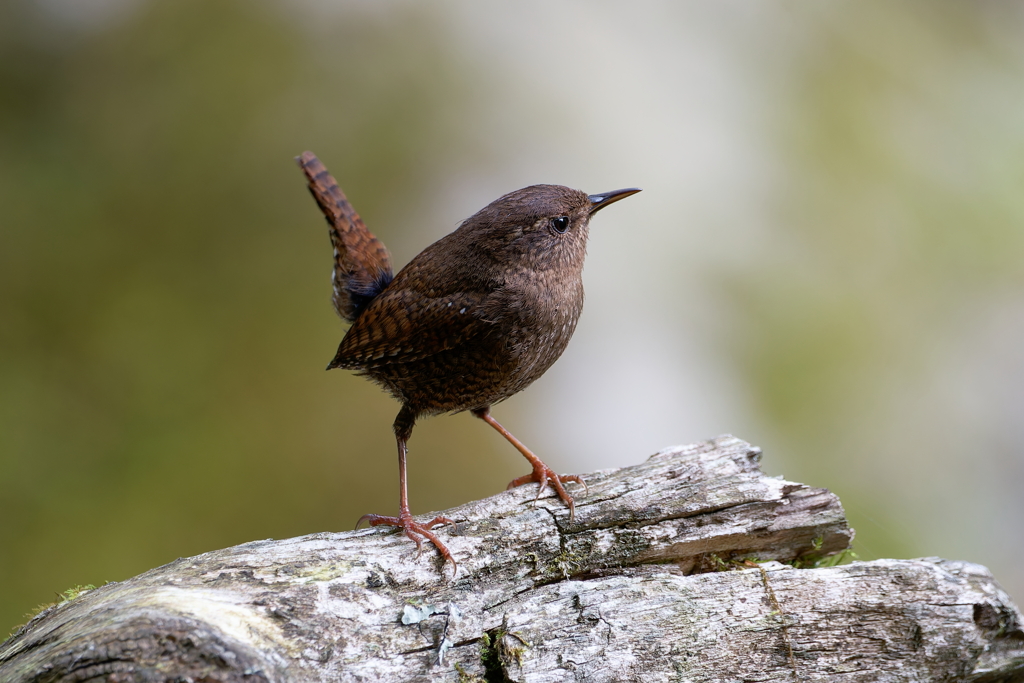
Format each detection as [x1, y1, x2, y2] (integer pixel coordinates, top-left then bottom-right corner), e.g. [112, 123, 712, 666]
[507, 464, 588, 520]
[356, 512, 456, 570]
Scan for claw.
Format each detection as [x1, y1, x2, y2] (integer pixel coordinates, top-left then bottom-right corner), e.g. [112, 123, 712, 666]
[508, 464, 586, 521]
[355, 513, 457, 572]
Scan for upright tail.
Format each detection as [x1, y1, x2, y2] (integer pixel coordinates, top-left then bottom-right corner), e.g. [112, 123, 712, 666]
[296, 151, 394, 323]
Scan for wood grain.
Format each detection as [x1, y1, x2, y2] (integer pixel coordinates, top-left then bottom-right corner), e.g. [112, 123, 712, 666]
[3, 436, 1020, 682]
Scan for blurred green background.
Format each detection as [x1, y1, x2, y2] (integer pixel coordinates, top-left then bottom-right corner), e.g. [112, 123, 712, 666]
[2, 0, 1023, 636]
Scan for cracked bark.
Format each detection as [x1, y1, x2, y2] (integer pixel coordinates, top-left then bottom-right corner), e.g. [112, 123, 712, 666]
[2, 436, 1022, 682]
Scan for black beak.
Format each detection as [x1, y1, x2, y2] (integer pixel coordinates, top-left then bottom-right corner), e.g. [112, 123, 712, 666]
[588, 188, 642, 215]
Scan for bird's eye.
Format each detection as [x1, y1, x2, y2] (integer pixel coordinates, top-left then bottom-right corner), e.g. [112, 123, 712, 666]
[550, 216, 570, 233]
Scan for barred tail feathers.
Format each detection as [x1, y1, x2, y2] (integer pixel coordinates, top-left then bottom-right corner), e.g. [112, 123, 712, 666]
[297, 151, 394, 322]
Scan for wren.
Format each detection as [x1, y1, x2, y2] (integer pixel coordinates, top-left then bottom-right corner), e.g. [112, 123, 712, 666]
[297, 151, 640, 570]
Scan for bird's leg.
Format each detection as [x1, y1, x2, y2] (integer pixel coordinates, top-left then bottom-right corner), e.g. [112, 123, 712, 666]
[357, 405, 456, 570]
[472, 407, 587, 520]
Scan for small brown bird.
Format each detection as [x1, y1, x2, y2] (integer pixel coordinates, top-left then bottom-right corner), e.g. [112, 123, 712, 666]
[297, 151, 639, 569]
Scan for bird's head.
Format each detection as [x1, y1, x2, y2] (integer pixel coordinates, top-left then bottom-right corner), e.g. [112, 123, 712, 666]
[457, 184, 641, 275]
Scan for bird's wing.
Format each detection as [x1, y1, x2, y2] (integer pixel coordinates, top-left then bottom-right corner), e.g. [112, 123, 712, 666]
[327, 287, 496, 369]
[297, 151, 393, 322]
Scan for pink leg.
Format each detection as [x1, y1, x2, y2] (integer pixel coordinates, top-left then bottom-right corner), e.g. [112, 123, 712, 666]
[356, 407, 456, 570]
[472, 407, 587, 520]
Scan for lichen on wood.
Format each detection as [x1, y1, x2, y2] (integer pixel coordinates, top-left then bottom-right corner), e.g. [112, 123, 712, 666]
[2, 436, 1021, 682]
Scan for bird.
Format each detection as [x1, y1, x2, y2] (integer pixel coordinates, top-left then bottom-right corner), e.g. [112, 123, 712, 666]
[297, 151, 640, 570]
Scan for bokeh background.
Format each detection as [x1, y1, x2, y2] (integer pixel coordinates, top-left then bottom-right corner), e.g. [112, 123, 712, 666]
[2, 0, 1023, 636]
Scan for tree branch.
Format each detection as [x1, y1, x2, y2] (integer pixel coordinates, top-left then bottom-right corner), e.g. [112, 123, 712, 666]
[2, 436, 1021, 682]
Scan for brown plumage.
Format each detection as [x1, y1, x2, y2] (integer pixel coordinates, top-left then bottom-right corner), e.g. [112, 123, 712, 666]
[297, 151, 640, 570]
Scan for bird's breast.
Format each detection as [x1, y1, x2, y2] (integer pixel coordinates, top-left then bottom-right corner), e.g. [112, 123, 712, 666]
[495, 271, 585, 391]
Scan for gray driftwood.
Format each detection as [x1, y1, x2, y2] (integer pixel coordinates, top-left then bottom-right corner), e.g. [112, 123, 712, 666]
[2, 436, 1022, 682]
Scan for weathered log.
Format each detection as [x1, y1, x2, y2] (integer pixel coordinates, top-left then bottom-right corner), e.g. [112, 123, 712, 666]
[2, 436, 1021, 682]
